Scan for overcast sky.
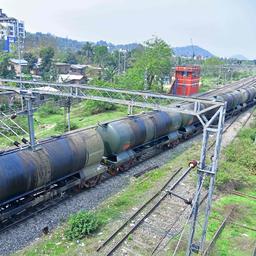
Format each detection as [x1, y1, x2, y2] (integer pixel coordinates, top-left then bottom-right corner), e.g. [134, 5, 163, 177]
[1, 0, 255, 59]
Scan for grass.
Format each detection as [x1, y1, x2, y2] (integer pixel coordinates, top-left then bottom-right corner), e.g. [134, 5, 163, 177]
[215, 116, 256, 190]
[204, 117, 256, 255]
[165, 113, 256, 255]
[0, 101, 129, 149]
[200, 70, 256, 93]
[206, 195, 256, 256]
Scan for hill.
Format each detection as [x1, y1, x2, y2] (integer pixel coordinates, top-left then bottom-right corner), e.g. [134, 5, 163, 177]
[230, 54, 248, 60]
[24, 33, 142, 52]
[24, 32, 213, 58]
[173, 45, 214, 58]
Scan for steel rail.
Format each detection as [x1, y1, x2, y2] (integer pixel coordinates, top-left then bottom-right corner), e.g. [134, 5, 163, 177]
[96, 167, 183, 252]
[155, 193, 209, 255]
[102, 166, 194, 256]
[202, 207, 235, 256]
[231, 191, 256, 201]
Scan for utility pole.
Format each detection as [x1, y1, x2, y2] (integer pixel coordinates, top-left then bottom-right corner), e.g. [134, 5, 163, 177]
[118, 50, 121, 75]
[144, 68, 148, 91]
[123, 50, 127, 73]
[23, 93, 36, 151]
[190, 38, 195, 61]
[186, 103, 226, 255]
[16, 19, 24, 111]
[66, 97, 71, 131]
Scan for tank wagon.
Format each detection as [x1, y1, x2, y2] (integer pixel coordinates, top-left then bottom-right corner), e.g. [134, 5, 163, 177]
[0, 84, 256, 225]
[96, 109, 196, 174]
[0, 129, 104, 221]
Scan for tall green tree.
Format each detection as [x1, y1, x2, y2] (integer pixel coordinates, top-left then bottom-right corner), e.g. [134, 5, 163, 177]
[79, 42, 94, 63]
[63, 51, 78, 64]
[23, 52, 37, 72]
[0, 52, 16, 79]
[93, 45, 109, 67]
[119, 37, 172, 91]
[39, 47, 56, 81]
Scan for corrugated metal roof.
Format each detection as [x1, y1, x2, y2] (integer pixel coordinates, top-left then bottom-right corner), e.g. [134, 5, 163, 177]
[58, 74, 84, 83]
[10, 58, 28, 65]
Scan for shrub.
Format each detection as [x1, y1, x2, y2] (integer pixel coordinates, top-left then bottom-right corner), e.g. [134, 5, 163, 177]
[38, 101, 62, 118]
[64, 211, 101, 240]
[216, 121, 256, 190]
[83, 100, 116, 115]
[55, 120, 78, 132]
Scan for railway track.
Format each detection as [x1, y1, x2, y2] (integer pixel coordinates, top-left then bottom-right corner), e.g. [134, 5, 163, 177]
[96, 102, 256, 256]
[0, 77, 256, 237]
[202, 207, 235, 256]
[97, 165, 199, 256]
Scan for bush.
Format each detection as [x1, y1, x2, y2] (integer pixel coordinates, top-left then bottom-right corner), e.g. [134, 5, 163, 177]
[83, 100, 116, 115]
[216, 122, 256, 190]
[64, 211, 101, 240]
[55, 120, 78, 132]
[38, 101, 62, 118]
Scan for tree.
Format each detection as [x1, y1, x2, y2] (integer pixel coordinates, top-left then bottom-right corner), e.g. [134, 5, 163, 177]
[39, 47, 55, 80]
[202, 57, 224, 78]
[40, 47, 55, 72]
[93, 45, 109, 67]
[102, 66, 117, 82]
[23, 52, 37, 72]
[80, 42, 94, 63]
[119, 37, 172, 91]
[203, 57, 224, 66]
[0, 52, 16, 79]
[63, 51, 78, 64]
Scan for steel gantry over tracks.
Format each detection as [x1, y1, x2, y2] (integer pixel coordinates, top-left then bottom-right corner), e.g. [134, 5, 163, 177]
[0, 78, 226, 255]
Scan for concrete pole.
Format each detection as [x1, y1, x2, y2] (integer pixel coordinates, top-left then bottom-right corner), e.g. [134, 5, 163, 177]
[26, 96, 36, 150]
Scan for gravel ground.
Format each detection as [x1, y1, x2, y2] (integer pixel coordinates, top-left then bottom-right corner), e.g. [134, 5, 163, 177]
[0, 134, 198, 255]
[1, 109, 254, 255]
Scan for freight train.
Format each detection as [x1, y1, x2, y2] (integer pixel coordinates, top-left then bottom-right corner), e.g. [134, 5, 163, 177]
[0, 84, 256, 225]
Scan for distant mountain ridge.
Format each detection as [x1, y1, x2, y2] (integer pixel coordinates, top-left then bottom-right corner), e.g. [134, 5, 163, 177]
[230, 54, 248, 60]
[25, 32, 214, 58]
[173, 45, 214, 58]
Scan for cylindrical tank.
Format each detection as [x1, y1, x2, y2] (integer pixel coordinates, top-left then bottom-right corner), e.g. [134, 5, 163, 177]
[238, 89, 250, 104]
[216, 93, 235, 111]
[180, 104, 195, 126]
[231, 91, 243, 107]
[97, 111, 182, 157]
[0, 129, 104, 204]
[246, 86, 256, 102]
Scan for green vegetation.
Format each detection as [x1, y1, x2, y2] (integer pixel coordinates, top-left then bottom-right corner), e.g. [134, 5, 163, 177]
[206, 195, 256, 256]
[0, 51, 16, 78]
[118, 37, 172, 90]
[0, 100, 127, 149]
[64, 211, 101, 240]
[216, 117, 256, 190]
[39, 47, 57, 81]
[202, 116, 256, 255]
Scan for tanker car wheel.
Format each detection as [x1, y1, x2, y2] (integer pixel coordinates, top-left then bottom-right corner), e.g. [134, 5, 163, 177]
[78, 174, 102, 189]
[108, 167, 119, 176]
